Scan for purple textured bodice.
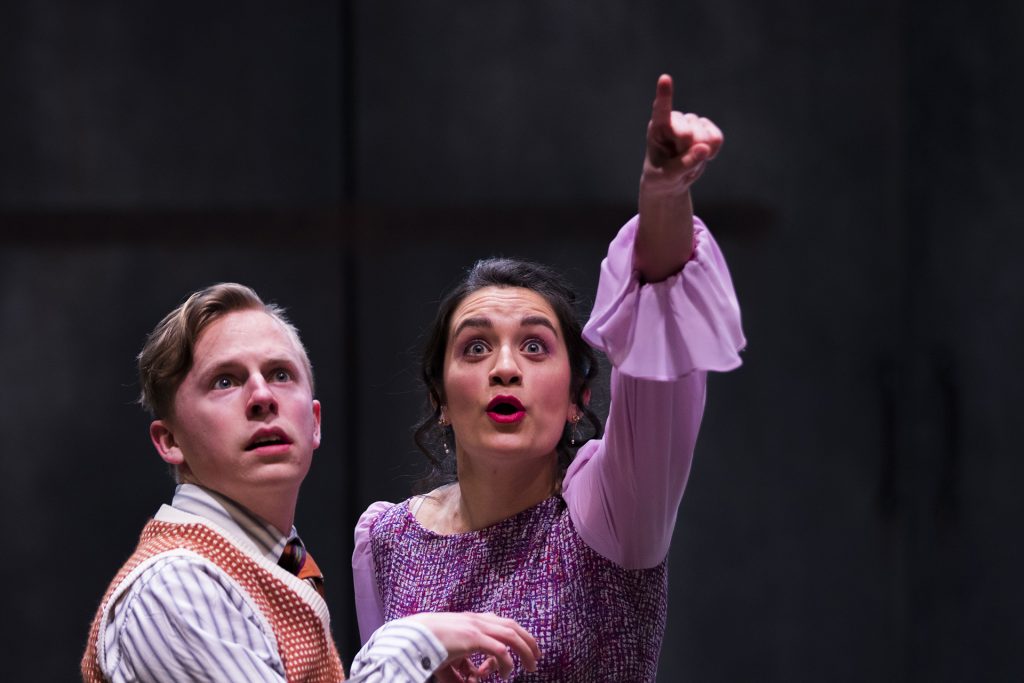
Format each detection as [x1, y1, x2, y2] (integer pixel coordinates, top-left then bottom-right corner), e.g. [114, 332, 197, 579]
[370, 495, 668, 682]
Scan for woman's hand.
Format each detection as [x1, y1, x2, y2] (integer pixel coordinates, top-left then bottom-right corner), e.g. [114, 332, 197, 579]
[644, 73, 723, 189]
[636, 73, 723, 282]
[406, 611, 540, 682]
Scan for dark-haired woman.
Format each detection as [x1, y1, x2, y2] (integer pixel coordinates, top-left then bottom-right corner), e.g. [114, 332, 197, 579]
[353, 75, 745, 682]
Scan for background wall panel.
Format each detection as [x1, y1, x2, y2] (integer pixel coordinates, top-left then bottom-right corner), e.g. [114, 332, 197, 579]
[1, 1, 1020, 680]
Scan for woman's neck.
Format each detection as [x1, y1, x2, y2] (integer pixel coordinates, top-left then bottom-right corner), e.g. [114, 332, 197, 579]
[423, 453, 559, 534]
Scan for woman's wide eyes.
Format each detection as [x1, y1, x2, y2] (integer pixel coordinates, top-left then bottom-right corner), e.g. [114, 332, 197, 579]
[462, 339, 548, 356]
[523, 340, 546, 354]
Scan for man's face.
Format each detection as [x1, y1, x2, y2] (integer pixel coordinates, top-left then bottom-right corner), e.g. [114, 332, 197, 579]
[150, 310, 321, 516]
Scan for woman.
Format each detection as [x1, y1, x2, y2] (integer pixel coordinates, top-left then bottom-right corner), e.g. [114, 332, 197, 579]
[353, 74, 745, 681]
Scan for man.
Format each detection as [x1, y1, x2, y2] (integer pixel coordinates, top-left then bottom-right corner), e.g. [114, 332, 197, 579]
[82, 283, 537, 682]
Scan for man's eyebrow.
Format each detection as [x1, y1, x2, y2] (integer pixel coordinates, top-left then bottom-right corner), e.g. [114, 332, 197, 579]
[191, 357, 239, 377]
[195, 355, 299, 376]
[261, 356, 301, 368]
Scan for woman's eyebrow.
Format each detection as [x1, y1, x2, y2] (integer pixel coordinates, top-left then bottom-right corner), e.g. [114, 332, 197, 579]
[453, 316, 491, 337]
[521, 315, 558, 336]
[453, 315, 557, 337]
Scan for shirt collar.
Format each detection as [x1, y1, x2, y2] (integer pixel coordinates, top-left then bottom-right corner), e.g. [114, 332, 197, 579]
[171, 483, 299, 563]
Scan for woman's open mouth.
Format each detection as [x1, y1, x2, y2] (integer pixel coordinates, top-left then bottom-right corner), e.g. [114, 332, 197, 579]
[486, 395, 526, 424]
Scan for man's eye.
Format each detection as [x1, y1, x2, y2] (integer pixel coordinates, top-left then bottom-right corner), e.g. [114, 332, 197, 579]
[213, 376, 234, 390]
[272, 369, 292, 382]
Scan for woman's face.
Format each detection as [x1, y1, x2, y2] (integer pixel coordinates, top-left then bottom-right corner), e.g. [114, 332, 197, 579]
[442, 286, 574, 466]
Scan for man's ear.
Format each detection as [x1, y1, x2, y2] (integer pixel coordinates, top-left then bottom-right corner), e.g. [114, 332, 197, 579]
[311, 400, 322, 449]
[150, 420, 184, 466]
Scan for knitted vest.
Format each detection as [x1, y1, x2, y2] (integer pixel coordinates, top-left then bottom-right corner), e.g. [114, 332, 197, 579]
[82, 519, 345, 683]
[371, 496, 668, 682]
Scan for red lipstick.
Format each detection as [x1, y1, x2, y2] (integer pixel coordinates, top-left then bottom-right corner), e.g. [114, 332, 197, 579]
[486, 395, 526, 424]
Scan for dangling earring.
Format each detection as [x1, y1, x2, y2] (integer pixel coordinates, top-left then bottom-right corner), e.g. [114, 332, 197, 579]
[438, 413, 451, 456]
[569, 412, 582, 447]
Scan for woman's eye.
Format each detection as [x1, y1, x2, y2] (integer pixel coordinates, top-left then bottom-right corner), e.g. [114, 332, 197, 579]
[465, 341, 488, 356]
[523, 339, 547, 354]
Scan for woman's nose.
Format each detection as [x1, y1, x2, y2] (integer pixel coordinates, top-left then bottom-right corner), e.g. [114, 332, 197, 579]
[488, 347, 522, 386]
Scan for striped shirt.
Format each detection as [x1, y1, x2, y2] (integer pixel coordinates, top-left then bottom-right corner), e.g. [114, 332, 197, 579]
[101, 484, 445, 682]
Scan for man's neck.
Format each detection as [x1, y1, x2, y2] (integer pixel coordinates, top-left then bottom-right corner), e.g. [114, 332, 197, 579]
[182, 479, 298, 536]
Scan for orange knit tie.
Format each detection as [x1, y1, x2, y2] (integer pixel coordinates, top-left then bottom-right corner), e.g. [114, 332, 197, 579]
[278, 539, 325, 598]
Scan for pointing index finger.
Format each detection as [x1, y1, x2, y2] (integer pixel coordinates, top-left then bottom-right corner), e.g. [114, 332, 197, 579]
[651, 73, 674, 126]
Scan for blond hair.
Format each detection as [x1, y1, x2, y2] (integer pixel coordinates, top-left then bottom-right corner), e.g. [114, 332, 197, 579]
[138, 283, 314, 418]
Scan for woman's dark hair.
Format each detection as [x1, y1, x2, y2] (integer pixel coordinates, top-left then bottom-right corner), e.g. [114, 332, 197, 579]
[412, 258, 603, 493]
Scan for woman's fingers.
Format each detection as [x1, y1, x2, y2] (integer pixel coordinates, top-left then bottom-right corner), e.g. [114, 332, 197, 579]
[646, 75, 723, 185]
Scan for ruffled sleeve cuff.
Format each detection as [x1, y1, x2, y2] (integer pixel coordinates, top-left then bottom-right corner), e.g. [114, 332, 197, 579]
[352, 501, 394, 644]
[582, 215, 746, 380]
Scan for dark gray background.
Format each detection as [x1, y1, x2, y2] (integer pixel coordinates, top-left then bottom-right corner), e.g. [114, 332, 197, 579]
[2, 1, 1021, 680]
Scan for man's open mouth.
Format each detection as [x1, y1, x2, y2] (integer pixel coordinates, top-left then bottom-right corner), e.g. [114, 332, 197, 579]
[246, 429, 291, 450]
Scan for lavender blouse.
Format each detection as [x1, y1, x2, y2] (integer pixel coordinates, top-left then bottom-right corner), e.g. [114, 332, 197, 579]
[353, 216, 745, 681]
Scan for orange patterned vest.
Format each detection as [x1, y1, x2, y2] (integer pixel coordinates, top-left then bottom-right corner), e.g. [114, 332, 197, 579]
[81, 519, 345, 682]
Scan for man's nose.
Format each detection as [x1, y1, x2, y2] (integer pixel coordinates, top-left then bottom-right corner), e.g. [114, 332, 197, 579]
[488, 346, 522, 386]
[246, 376, 279, 418]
